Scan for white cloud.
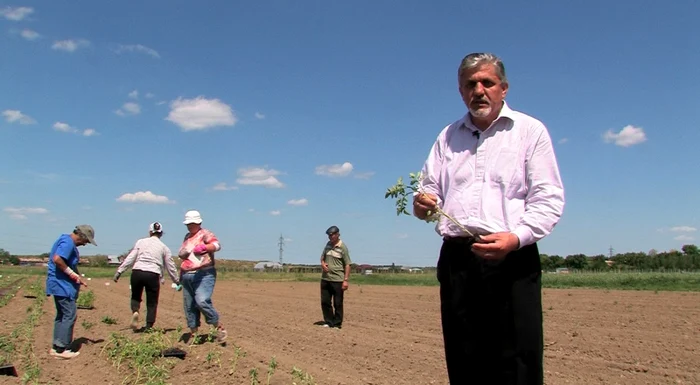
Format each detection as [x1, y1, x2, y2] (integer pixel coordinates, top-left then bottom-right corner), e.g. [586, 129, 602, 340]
[166, 96, 237, 131]
[128, 90, 139, 99]
[52, 122, 96, 137]
[53, 122, 78, 133]
[254, 112, 265, 120]
[114, 44, 161, 59]
[145, 93, 155, 99]
[558, 138, 569, 144]
[603, 125, 647, 147]
[116, 191, 174, 204]
[287, 198, 308, 206]
[671, 226, 697, 233]
[4, 206, 48, 220]
[2, 109, 36, 125]
[270, 210, 281, 216]
[315, 162, 354, 177]
[52, 39, 90, 52]
[211, 182, 238, 191]
[675, 235, 694, 242]
[20, 29, 40, 41]
[115, 102, 141, 116]
[0, 6, 33, 21]
[353, 171, 375, 180]
[236, 167, 285, 188]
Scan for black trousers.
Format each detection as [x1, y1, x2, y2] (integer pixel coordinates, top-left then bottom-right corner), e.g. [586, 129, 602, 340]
[437, 238, 543, 385]
[320, 280, 344, 327]
[130, 270, 161, 328]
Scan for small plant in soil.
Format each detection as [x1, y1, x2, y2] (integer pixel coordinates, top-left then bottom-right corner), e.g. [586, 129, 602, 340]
[228, 344, 247, 376]
[249, 367, 259, 385]
[266, 356, 278, 385]
[291, 366, 316, 385]
[101, 316, 117, 325]
[82, 320, 94, 330]
[77, 290, 95, 309]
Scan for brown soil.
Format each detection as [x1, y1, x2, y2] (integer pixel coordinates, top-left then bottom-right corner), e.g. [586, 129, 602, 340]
[0, 279, 698, 384]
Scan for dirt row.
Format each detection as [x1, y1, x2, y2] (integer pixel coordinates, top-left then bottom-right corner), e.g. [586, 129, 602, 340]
[0, 278, 698, 384]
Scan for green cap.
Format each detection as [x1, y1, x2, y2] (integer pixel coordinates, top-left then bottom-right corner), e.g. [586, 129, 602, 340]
[75, 225, 97, 246]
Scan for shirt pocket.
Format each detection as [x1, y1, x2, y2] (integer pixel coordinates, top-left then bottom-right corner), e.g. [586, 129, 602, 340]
[489, 148, 522, 193]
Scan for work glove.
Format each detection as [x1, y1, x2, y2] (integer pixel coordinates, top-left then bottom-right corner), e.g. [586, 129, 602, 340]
[171, 283, 183, 291]
[113, 272, 121, 283]
[178, 247, 190, 259]
[192, 244, 208, 255]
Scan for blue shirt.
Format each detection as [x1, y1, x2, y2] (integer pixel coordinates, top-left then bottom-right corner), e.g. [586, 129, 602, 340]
[45, 234, 81, 299]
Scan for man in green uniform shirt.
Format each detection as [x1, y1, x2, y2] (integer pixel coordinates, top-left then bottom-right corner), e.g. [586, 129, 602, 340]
[319, 225, 351, 329]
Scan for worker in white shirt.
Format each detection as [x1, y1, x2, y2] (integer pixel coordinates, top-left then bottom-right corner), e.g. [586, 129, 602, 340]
[114, 222, 180, 331]
[413, 52, 565, 385]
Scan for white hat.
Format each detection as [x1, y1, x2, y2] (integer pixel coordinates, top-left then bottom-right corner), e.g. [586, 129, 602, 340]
[149, 222, 163, 233]
[183, 210, 202, 224]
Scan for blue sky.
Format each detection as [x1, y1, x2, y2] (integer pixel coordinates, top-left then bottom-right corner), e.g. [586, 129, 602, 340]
[1, 0, 698, 266]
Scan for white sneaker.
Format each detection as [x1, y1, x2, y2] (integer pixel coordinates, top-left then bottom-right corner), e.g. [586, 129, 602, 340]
[50, 349, 80, 359]
[130, 312, 139, 330]
[216, 327, 228, 342]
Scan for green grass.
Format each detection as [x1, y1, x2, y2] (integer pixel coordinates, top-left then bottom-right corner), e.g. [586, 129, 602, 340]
[3, 266, 700, 291]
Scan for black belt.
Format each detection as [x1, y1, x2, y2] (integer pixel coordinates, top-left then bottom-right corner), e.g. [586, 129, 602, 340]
[443, 236, 478, 244]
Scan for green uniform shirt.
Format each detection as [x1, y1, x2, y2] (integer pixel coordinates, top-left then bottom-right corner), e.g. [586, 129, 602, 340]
[321, 240, 351, 282]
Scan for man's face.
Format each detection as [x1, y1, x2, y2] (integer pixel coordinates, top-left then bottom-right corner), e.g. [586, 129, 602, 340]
[459, 64, 508, 123]
[328, 232, 339, 243]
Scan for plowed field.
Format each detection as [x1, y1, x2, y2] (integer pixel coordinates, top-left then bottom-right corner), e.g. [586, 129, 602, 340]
[0, 278, 699, 384]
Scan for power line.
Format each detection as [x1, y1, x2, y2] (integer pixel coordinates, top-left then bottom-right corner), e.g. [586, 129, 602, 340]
[278, 234, 284, 265]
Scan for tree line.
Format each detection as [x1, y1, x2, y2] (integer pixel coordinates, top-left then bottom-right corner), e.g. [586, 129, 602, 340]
[541, 244, 700, 272]
[3, 245, 700, 272]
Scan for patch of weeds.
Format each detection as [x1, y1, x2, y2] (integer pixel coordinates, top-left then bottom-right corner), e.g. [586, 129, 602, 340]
[291, 366, 316, 385]
[101, 316, 117, 325]
[228, 344, 247, 376]
[12, 291, 45, 384]
[0, 334, 15, 365]
[77, 290, 95, 309]
[100, 331, 172, 385]
[82, 320, 94, 330]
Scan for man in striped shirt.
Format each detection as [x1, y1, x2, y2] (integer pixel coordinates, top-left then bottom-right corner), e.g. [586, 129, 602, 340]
[114, 222, 180, 331]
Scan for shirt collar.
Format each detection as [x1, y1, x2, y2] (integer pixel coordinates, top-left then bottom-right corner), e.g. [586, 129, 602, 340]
[460, 101, 515, 133]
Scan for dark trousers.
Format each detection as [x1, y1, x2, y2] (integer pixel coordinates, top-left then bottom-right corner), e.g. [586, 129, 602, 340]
[130, 270, 161, 327]
[437, 238, 543, 385]
[320, 279, 344, 327]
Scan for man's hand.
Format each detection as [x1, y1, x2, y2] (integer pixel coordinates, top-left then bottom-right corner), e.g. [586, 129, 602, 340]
[321, 262, 329, 273]
[342, 280, 349, 291]
[113, 272, 121, 283]
[471, 232, 520, 260]
[72, 274, 88, 287]
[413, 193, 438, 220]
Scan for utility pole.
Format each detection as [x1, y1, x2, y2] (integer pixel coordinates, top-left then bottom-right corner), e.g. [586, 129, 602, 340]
[278, 234, 285, 267]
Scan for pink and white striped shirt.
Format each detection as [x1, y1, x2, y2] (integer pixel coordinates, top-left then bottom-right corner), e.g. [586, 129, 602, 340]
[179, 228, 221, 272]
[418, 102, 565, 248]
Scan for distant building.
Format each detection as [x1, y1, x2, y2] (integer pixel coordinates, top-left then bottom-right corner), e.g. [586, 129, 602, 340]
[107, 255, 122, 265]
[253, 261, 283, 271]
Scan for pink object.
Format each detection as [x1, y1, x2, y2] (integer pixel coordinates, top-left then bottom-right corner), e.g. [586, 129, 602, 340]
[193, 244, 207, 255]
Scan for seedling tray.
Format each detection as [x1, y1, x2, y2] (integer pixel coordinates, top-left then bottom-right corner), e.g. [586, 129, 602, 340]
[161, 348, 186, 359]
[0, 363, 17, 377]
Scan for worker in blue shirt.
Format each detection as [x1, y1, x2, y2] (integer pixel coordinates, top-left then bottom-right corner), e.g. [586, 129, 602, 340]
[45, 225, 96, 359]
